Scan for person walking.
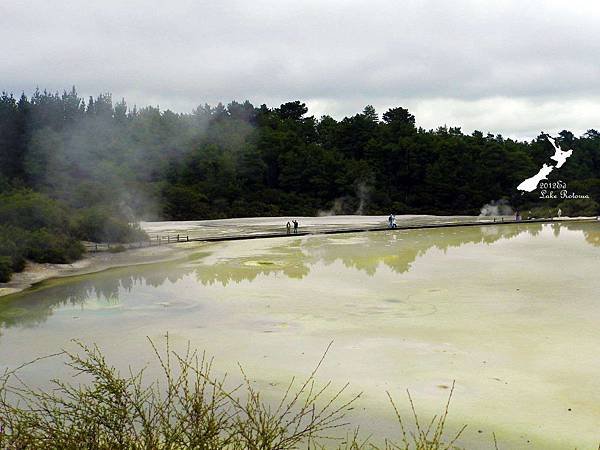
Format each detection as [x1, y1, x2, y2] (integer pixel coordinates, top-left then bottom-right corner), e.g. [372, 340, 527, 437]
[286, 221, 291, 235]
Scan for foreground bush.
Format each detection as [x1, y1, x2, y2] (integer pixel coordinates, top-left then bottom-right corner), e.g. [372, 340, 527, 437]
[0, 341, 468, 450]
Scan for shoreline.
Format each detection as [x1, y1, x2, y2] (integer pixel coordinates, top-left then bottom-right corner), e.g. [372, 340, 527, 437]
[0, 243, 202, 298]
[2, 215, 597, 298]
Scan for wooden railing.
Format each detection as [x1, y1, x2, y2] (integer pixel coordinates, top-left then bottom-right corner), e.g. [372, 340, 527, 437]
[84, 234, 190, 252]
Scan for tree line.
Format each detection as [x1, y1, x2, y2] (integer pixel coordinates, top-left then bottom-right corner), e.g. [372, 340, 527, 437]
[1, 87, 599, 280]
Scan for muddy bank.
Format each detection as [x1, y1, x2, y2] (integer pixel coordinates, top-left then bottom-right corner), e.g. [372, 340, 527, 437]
[0, 243, 203, 298]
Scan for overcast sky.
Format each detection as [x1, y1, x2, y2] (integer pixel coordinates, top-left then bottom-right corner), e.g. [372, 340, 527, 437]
[2, 0, 599, 139]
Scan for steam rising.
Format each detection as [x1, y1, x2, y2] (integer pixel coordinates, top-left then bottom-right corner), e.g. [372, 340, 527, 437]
[318, 182, 371, 216]
[355, 182, 370, 215]
[19, 91, 229, 223]
[479, 199, 514, 217]
[318, 198, 347, 216]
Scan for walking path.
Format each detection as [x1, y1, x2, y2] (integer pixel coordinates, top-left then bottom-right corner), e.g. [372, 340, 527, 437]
[148, 216, 599, 243]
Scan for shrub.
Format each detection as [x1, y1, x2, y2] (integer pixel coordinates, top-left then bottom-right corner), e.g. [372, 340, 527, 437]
[0, 190, 69, 231]
[0, 340, 470, 450]
[557, 198, 600, 217]
[0, 340, 358, 449]
[101, 217, 147, 243]
[24, 229, 84, 263]
[0, 226, 28, 282]
[0, 190, 148, 281]
[0, 256, 13, 283]
[0, 191, 85, 279]
[529, 206, 555, 219]
[73, 208, 148, 243]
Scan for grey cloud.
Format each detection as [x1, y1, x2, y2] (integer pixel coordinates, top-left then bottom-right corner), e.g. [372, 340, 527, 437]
[1, 0, 599, 138]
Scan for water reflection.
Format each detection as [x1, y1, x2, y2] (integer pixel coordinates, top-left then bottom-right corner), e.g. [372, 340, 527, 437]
[1, 222, 598, 331]
[0, 263, 194, 331]
[193, 241, 311, 285]
[564, 221, 600, 246]
[194, 221, 599, 284]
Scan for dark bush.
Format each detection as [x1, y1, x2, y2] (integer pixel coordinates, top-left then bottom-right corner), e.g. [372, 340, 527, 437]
[0, 190, 148, 282]
[0, 190, 69, 231]
[557, 198, 600, 217]
[529, 206, 555, 219]
[73, 208, 147, 243]
[0, 256, 13, 283]
[24, 229, 84, 264]
[0, 226, 28, 281]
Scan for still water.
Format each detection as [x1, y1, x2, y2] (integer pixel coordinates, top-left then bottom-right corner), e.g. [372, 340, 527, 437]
[1, 222, 599, 449]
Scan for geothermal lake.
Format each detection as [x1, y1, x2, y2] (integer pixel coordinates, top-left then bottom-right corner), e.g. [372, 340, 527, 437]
[1, 221, 599, 449]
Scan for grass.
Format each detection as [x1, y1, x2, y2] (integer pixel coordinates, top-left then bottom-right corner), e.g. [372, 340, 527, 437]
[0, 339, 472, 450]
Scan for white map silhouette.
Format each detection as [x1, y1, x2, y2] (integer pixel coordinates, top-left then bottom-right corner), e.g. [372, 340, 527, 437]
[517, 164, 554, 192]
[517, 134, 573, 193]
[548, 136, 573, 168]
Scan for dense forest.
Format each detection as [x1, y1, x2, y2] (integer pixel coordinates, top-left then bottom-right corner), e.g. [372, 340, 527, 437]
[1, 88, 599, 281]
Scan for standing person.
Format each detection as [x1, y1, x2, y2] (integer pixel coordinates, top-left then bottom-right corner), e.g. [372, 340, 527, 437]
[286, 221, 291, 235]
[388, 214, 393, 229]
[293, 220, 298, 234]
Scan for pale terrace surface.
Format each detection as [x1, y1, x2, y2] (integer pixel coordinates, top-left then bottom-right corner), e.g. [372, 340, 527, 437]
[140, 214, 482, 239]
[1, 222, 599, 449]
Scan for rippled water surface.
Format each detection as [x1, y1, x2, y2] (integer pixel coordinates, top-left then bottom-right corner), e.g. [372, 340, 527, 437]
[1, 222, 599, 449]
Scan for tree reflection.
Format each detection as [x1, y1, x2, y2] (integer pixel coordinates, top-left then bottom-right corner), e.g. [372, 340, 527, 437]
[562, 221, 600, 246]
[300, 224, 541, 275]
[1, 222, 598, 332]
[0, 262, 193, 331]
[193, 239, 310, 286]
